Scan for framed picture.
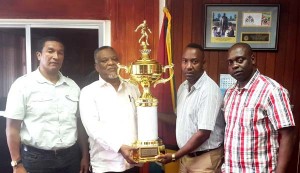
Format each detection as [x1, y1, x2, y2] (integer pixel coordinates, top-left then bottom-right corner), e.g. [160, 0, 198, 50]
[204, 4, 280, 50]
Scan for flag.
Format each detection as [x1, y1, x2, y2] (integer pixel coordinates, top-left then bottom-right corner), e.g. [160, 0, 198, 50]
[156, 7, 176, 113]
[153, 7, 177, 146]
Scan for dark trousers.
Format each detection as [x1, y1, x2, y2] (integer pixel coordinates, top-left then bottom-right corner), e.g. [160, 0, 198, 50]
[104, 166, 140, 173]
[21, 143, 80, 173]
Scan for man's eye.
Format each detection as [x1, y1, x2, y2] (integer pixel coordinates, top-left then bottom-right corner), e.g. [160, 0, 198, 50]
[228, 60, 233, 65]
[111, 57, 118, 61]
[192, 60, 199, 64]
[237, 58, 244, 63]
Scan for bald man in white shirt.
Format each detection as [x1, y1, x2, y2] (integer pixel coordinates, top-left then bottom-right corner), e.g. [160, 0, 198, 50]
[80, 46, 140, 173]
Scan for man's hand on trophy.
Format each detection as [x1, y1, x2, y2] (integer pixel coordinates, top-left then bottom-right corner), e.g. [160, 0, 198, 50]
[119, 145, 138, 164]
[155, 153, 173, 164]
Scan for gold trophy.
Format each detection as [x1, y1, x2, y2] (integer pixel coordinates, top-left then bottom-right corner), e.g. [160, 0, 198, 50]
[117, 20, 174, 163]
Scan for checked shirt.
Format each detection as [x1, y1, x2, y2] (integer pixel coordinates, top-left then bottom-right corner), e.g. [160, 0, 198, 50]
[222, 70, 295, 173]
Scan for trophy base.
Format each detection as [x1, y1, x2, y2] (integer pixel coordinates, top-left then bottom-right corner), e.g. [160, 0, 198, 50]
[132, 139, 165, 163]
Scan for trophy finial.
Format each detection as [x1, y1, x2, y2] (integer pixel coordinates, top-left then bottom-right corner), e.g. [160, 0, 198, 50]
[135, 20, 152, 47]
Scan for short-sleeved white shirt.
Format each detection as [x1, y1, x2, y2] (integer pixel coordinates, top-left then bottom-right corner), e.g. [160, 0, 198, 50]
[176, 72, 225, 151]
[5, 69, 80, 150]
[79, 75, 140, 173]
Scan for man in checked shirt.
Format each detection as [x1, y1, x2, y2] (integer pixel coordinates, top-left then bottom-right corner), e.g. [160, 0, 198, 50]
[222, 42, 295, 173]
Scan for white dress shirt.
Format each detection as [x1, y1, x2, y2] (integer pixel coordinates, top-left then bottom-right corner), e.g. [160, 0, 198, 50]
[5, 69, 80, 150]
[176, 72, 225, 151]
[79, 76, 140, 173]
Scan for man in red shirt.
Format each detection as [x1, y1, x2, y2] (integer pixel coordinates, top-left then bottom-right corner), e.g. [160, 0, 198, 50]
[222, 42, 295, 173]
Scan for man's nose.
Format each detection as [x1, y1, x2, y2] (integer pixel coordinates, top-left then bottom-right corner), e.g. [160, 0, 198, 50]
[107, 58, 116, 65]
[186, 61, 193, 69]
[232, 61, 239, 69]
[52, 52, 59, 59]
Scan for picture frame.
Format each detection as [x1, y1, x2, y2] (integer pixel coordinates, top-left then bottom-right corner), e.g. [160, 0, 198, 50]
[204, 4, 280, 50]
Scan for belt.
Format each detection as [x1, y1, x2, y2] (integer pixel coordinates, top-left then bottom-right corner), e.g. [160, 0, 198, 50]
[187, 146, 221, 158]
[22, 143, 77, 155]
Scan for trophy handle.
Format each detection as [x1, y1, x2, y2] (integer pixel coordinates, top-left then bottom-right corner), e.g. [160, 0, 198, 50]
[117, 63, 131, 83]
[153, 63, 174, 87]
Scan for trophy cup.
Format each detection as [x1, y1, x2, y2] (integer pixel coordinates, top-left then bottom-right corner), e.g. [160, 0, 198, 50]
[117, 20, 174, 163]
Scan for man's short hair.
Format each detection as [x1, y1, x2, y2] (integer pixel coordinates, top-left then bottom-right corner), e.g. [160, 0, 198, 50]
[229, 42, 253, 55]
[186, 43, 204, 52]
[36, 36, 64, 52]
[94, 46, 116, 62]
[186, 43, 205, 58]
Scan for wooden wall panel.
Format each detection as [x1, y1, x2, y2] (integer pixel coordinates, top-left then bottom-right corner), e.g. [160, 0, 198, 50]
[191, 0, 203, 44]
[283, 0, 298, 96]
[275, 0, 289, 85]
[208, 51, 220, 83]
[256, 52, 267, 75]
[171, 0, 184, 89]
[182, 0, 193, 49]
[265, 52, 276, 78]
[293, 4, 300, 171]
[289, 1, 300, 172]
[0, 0, 109, 19]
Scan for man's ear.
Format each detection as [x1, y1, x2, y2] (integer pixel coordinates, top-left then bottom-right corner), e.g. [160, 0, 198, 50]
[251, 54, 256, 65]
[36, 51, 41, 61]
[202, 57, 206, 70]
[94, 63, 99, 73]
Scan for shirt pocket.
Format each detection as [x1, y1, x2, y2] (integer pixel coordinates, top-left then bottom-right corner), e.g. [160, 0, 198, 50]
[243, 106, 268, 127]
[64, 94, 79, 115]
[241, 107, 254, 127]
[28, 94, 54, 115]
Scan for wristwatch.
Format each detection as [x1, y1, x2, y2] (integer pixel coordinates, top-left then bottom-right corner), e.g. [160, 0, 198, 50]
[11, 160, 22, 167]
[171, 153, 176, 162]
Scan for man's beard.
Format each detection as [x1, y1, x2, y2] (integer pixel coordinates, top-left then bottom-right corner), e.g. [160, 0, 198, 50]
[108, 73, 118, 79]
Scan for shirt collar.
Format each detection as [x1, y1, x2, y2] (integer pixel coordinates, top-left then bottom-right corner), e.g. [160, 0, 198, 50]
[184, 71, 207, 91]
[34, 68, 69, 86]
[98, 75, 125, 91]
[232, 70, 260, 91]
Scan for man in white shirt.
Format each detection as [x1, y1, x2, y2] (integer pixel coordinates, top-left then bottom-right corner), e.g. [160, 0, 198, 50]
[5, 36, 89, 173]
[80, 46, 140, 173]
[157, 43, 225, 173]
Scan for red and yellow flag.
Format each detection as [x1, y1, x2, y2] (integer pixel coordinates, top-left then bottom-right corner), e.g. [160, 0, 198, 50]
[156, 7, 176, 113]
[154, 7, 177, 146]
